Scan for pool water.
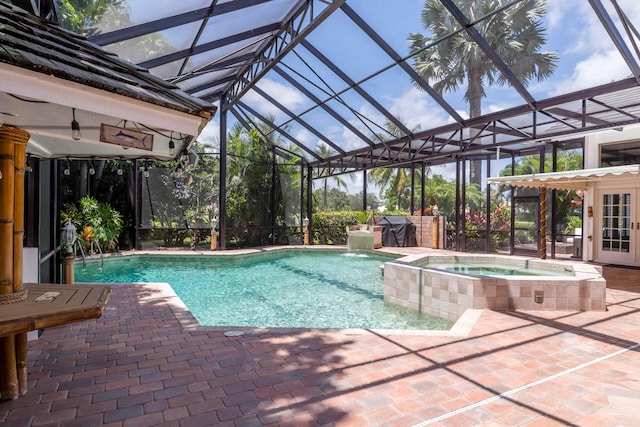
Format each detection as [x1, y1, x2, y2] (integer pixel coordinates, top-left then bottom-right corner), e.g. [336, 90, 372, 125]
[429, 264, 572, 276]
[76, 250, 453, 330]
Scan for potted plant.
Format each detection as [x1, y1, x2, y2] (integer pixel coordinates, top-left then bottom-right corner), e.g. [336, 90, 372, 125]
[356, 210, 372, 231]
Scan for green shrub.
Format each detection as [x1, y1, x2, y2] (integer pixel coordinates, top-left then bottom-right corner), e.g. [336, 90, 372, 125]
[564, 215, 582, 234]
[311, 211, 360, 244]
[61, 196, 123, 253]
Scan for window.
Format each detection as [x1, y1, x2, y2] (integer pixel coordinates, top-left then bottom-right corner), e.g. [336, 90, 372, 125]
[600, 140, 640, 167]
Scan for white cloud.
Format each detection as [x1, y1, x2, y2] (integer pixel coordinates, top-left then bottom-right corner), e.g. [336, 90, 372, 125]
[550, 49, 631, 96]
[488, 102, 513, 114]
[452, 109, 469, 122]
[545, 1, 640, 96]
[294, 128, 313, 146]
[546, 1, 609, 54]
[196, 118, 220, 148]
[320, 88, 457, 154]
[242, 78, 307, 118]
[546, 2, 572, 29]
[340, 125, 369, 152]
[388, 88, 451, 130]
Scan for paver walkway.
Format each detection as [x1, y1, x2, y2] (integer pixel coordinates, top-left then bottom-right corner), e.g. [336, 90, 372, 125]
[0, 260, 639, 426]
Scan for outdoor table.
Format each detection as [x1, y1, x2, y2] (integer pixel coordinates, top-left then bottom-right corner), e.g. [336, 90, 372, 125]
[0, 283, 111, 337]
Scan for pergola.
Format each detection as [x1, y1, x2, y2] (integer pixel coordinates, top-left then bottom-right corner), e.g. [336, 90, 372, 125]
[6, 0, 640, 248]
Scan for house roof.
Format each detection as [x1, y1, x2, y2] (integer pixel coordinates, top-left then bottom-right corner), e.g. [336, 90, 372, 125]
[0, 2, 215, 118]
[0, 1, 216, 159]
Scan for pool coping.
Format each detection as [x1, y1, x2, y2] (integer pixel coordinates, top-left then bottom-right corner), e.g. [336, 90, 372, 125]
[77, 245, 395, 264]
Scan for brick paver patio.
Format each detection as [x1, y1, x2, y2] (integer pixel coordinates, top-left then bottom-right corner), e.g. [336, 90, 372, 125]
[0, 259, 639, 426]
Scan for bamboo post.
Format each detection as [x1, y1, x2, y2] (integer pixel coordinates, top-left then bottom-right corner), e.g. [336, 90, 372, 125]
[0, 126, 18, 400]
[540, 188, 547, 260]
[14, 136, 28, 394]
[0, 126, 30, 400]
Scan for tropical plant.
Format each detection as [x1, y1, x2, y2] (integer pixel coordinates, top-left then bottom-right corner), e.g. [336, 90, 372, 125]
[315, 143, 348, 210]
[58, 0, 125, 34]
[313, 187, 349, 212]
[224, 117, 304, 247]
[356, 210, 372, 225]
[421, 174, 457, 219]
[465, 203, 511, 251]
[409, 0, 558, 183]
[499, 148, 583, 239]
[369, 119, 422, 210]
[563, 215, 582, 235]
[61, 196, 123, 252]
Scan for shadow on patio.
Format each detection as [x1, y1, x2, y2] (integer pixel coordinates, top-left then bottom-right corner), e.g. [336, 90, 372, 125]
[0, 265, 639, 425]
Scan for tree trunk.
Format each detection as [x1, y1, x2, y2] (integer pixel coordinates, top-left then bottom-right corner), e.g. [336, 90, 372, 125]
[468, 68, 483, 185]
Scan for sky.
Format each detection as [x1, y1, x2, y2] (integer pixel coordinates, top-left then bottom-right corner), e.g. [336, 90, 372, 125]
[188, 0, 640, 193]
[198, 0, 640, 141]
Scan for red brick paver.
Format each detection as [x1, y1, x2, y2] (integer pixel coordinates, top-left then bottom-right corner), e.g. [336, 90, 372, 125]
[0, 264, 639, 426]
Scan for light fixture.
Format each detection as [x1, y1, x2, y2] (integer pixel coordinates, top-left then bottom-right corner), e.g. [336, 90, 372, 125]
[211, 217, 218, 231]
[26, 157, 33, 173]
[303, 217, 309, 228]
[168, 138, 176, 156]
[61, 219, 77, 255]
[71, 108, 81, 141]
[142, 160, 150, 178]
[116, 161, 123, 176]
[88, 160, 95, 175]
[63, 158, 71, 176]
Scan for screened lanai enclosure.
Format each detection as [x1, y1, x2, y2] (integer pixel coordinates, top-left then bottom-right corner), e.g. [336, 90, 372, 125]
[5, 0, 640, 266]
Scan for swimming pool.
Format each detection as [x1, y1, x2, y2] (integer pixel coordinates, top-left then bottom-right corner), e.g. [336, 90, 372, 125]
[422, 263, 574, 277]
[76, 250, 454, 330]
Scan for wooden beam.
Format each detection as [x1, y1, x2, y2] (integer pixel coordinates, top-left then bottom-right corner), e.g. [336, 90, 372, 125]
[540, 188, 547, 260]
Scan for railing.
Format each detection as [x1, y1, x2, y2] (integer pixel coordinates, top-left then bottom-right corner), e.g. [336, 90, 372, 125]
[74, 240, 103, 268]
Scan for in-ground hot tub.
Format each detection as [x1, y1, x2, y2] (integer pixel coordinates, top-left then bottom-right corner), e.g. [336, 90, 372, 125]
[383, 254, 605, 321]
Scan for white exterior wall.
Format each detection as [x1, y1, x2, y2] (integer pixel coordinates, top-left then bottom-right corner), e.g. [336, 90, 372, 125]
[581, 125, 640, 264]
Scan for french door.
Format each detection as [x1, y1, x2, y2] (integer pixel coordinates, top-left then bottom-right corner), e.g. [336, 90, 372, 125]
[596, 188, 637, 265]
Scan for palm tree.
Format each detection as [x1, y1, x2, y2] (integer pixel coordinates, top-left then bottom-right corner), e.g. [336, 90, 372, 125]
[315, 143, 348, 210]
[369, 120, 423, 210]
[409, 0, 558, 184]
